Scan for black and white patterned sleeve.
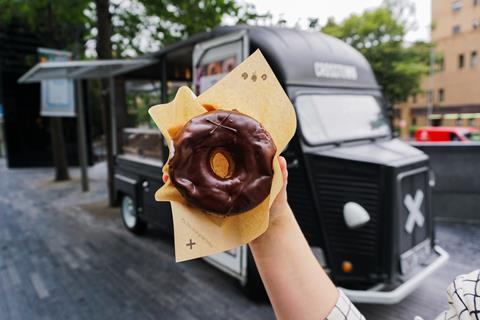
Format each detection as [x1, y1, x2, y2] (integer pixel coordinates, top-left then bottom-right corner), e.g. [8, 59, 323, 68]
[433, 269, 480, 320]
[325, 289, 365, 320]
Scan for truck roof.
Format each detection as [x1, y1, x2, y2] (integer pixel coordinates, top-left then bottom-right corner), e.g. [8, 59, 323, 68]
[138, 25, 380, 90]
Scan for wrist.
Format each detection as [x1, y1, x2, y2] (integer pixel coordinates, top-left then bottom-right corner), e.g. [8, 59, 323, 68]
[250, 203, 293, 249]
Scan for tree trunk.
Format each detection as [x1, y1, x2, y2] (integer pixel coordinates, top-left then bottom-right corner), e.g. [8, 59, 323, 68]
[46, 1, 70, 181]
[95, 0, 115, 206]
[50, 118, 70, 180]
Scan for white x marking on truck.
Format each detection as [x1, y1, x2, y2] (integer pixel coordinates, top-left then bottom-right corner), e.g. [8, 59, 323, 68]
[404, 189, 425, 234]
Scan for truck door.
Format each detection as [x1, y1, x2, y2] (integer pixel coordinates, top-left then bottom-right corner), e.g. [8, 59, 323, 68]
[192, 31, 249, 282]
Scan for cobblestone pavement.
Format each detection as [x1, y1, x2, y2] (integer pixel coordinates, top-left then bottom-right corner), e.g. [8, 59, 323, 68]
[0, 159, 479, 320]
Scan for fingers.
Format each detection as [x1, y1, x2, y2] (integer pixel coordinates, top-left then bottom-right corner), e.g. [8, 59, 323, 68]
[278, 156, 288, 186]
[162, 173, 169, 183]
[270, 156, 289, 212]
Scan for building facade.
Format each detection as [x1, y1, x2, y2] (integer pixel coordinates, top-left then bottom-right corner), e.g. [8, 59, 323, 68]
[396, 0, 480, 138]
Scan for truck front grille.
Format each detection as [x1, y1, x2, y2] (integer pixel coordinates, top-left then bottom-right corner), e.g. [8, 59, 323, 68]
[312, 158, 381, 257]
[287, 165, 323, 246]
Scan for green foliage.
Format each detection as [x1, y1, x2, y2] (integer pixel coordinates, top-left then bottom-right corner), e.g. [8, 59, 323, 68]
[143, 0, 246, 43]
[308, 18, 320, 30]
[0, 0, 90, 53]
[1, 0, 265, 58]
[107, 0, 268, 56]
[409, 125, 419, 138]
[126, 90, 160, 127]
[321, 5, 430, 104]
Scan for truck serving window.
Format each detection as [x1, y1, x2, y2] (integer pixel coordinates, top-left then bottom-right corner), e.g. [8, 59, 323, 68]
[296, 95, 390, 145]
[119, 80, 164, 162]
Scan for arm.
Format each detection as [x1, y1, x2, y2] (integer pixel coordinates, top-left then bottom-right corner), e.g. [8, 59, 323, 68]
[248, 156, 338, 319]
[163, 157, 352, 319]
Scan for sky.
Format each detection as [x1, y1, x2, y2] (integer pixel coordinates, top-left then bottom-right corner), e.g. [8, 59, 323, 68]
[247, 0, 432, 42]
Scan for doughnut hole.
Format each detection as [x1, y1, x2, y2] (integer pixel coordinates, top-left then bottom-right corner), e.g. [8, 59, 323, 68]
[210, 149, 235, 179]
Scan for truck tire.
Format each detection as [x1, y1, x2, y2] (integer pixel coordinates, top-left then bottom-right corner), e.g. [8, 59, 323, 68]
[120, 194, 147, 235]
[243, 248, 269, 303]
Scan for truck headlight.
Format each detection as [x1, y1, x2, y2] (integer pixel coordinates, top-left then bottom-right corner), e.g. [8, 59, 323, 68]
[343, 202, 370, 229]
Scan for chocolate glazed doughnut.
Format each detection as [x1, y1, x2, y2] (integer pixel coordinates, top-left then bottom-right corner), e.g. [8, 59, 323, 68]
[169, 110, 277, 216]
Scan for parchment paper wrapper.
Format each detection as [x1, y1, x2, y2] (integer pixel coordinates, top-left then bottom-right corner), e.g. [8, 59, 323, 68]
[148, 50, 296, 262]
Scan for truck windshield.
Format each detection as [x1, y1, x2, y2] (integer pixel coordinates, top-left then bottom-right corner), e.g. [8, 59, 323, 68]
[296, 95, 390, 145]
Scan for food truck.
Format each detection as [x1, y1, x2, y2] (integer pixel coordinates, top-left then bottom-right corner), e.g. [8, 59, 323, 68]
[114, 25, 448, 304]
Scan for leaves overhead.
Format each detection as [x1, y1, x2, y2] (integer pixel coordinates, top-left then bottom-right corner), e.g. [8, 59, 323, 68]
[142, 0, 253, 42]
[320, 3, 430, 104]
[0, 0, 266, 58]
[0, 0, 90, 54]
[108, 0, 267, 56]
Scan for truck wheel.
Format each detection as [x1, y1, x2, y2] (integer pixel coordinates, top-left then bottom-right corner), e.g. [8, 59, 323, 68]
[243, 248, 269, 303]
[121, 195, 147, 235]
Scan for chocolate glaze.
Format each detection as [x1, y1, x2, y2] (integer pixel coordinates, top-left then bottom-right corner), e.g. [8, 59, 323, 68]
[169, 110, 277, 216]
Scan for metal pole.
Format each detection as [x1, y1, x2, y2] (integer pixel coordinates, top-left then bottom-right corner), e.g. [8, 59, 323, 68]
[0, 67, 4, 158]
[109, 77, 117, 156]
[161, 57, 168, 103]
[76, 80, 89, 192]
[427, 47, 435, 126]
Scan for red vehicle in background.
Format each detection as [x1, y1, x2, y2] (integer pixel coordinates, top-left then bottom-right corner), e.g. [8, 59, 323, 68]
[415, 127, 480, 142]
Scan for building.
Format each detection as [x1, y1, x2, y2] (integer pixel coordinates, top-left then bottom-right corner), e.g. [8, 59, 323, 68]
[396, 0, 480, 138]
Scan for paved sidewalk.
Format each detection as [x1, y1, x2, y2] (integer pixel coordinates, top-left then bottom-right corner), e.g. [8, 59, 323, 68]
[0, 162, 274, 320]
[0, 160, 478, 320]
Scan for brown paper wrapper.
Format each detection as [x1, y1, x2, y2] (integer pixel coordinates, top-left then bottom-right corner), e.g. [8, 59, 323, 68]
[148, 50, 296, 262]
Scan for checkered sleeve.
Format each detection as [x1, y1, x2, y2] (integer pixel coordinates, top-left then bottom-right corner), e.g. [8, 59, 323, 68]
[433, 269, 480, 320]
[325, 289, 365, 320]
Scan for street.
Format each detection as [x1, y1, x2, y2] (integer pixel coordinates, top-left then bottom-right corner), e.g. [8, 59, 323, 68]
[0, 160, 479, 320]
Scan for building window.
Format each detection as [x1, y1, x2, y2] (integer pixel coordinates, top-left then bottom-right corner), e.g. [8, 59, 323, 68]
[427, 90, 433, 104]
[474, 0, 479, 6]
[459, 53, 465, 68]
[455, 117, 463, 126]
[412, 94, 417, 103]
[438, 89, 445, 102]
[474, 19, 480, 29]
[453, 25, 461, 34]
[432, 118, 442, 127]
[452, 0, 463, 11]
[472, 51, 478, 67]
[412, 117, 417, 126]
[437, 56, 445, 71]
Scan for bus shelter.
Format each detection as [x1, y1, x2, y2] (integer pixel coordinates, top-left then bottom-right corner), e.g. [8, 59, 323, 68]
[18, 59, 154, 198]
[17, 28, 235, 204]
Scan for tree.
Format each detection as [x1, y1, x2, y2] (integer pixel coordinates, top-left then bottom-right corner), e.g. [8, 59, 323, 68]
[0, 0, 90, 181]
[83, 0, 268, 57]
[320, 4, 430, 104]
[0, 0, 90, 53]
[308, 18, 320, 30]
[93, 0, 117, 205]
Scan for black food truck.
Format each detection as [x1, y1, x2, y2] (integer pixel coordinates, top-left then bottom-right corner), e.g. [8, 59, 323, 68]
[114, 26, 448, 304]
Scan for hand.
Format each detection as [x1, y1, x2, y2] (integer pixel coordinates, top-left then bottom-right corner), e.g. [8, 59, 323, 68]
[162, 156, 290, 222]
[269, 156, 291, 223]
[162, 172, 169, 184]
